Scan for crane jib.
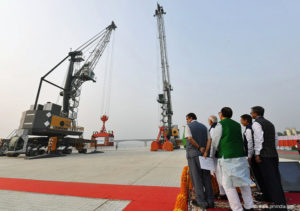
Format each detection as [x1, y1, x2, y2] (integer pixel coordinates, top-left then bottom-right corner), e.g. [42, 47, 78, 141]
[33, 21, 116, 129]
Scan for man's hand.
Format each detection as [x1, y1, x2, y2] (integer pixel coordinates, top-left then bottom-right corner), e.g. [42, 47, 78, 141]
[248, 157, 252, 164]
[212, 172, 216, 178]
[203, 151, 208, 158]
[199, 147, 205, 153]
[255, 155, 262, 163]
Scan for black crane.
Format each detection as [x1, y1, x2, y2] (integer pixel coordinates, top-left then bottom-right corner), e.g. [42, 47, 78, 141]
[4, 22, 116, 158]
[34, 22, 116, 127]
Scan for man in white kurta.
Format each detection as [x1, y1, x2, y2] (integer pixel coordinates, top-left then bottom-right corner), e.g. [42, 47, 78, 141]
[211, 107, 254, 211]
[208, 115, 226, 199]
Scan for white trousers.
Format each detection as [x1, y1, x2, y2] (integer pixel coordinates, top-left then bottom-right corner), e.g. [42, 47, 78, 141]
[219, 183, 226, 195]
[211, 156, 225, 195]
[214, 168, 225, 195]
[224, 186, 254, 211]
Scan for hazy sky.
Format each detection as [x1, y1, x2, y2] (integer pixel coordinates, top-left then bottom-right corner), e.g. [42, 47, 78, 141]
[0, 0, 299, 139]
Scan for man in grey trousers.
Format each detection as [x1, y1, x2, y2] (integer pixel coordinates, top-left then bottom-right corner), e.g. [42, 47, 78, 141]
[185, 113, 214, 209]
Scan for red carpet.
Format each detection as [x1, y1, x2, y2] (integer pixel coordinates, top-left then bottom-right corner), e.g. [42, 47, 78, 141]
[0, 177, 179, 211]
[285, 192, 300, 204]
[0, 177, 299, 210]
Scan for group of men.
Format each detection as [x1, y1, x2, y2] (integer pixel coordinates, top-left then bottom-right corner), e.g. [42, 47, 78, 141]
[185, 106, 286, 211]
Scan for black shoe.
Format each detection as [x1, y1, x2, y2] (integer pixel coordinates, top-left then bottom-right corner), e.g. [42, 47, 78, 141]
[216, 194, 228, 200]
[254, 194, 267, 202]
[207, 203, 215, 208]
[243, 206, 254, 211]
[191, 200, 206, 209]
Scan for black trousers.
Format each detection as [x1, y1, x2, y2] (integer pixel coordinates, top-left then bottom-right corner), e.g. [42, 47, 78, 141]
[251, 157, 265, 194]
[251, 156, 287, 210]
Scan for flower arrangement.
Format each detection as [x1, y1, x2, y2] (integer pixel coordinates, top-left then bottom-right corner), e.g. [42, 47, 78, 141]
[174, 166, 193, 211]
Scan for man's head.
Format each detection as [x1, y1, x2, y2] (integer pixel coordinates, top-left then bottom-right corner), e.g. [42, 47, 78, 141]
[186, 113, 197, 124]
[251, 106, 264, 119]
[208, 115, 218, 126]
[219, 107, 233, 120]
[240, 114, 252, 126]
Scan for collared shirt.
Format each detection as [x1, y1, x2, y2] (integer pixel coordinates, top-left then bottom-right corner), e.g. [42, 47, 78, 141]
[252, 118, 279, 155]
[184, 119, 196, 139]
[209, 125, 217, 158]
[244, 128, 254, 158]
[211, 123, 222, 150]
[209, 122, 217, 132]
[185, 120, 211, 139]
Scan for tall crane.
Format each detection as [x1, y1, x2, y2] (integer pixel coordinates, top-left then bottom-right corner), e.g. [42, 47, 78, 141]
[155, 4, 173, 133]
[4, 22, 116, 158]
[152, 4, 179, 151]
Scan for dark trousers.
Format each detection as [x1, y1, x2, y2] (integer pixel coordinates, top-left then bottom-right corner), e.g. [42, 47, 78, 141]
[251, 156, 287, 210]
[251, 157, 265, 194]
[188, 156, 214, 207]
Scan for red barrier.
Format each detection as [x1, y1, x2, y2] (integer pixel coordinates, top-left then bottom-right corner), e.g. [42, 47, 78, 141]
[278, 136, 300, 148]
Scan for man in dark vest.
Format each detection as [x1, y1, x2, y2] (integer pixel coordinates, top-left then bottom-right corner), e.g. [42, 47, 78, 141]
[208, 115, 218, 132]
[251, 106, 287, 210]
[208, 115, 218, 158]
[240, 114, 254, 161]
[241, 114, 264, 192]
[185, 113, 214, 209]
[212, 107, 254, 211]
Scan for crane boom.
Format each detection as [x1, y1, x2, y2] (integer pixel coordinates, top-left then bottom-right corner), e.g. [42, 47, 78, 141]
[33, 21, 116, 128]
[154, 4, 173, 135]
[63, 22, 116, 126]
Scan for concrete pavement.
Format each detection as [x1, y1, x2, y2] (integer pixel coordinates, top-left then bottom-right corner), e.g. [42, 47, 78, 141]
[0, 147, 187, 211]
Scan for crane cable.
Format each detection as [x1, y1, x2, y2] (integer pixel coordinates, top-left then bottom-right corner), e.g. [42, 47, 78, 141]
[100, 31, 115, 116]
[100, 46, 109, 115]
[55, 29, 108, 104]
[105, 32, 115, 116]
[76, 29, 106, 52]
